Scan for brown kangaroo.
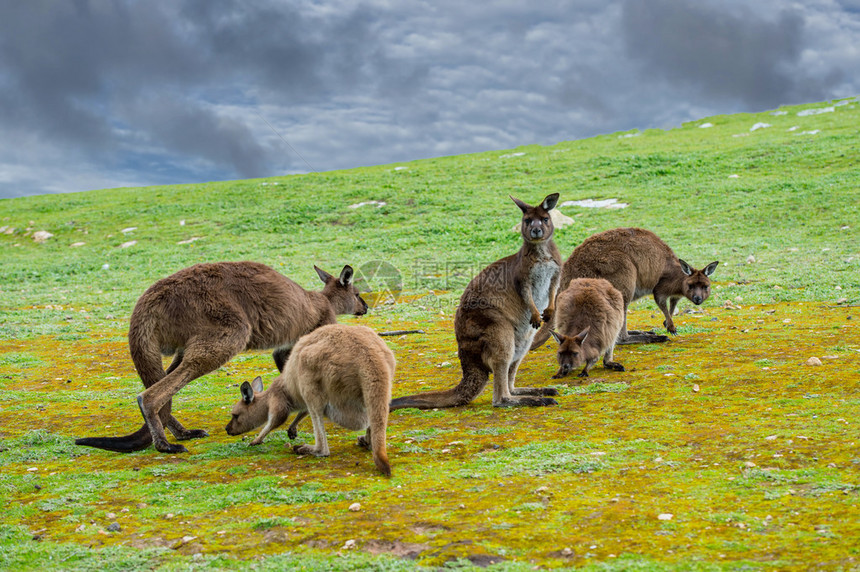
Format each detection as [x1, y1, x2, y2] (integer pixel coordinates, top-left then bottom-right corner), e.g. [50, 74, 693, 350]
[550, 278, 625, 379]
[225, 324, 395, 476]
[532, 227, 718, 347]
[389, 193, 562, 410]
[75, 262, 368, 454]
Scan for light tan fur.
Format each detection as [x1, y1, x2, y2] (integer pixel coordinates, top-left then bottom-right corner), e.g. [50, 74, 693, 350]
[389, 194, 562, 410]
[75, 262, 367, 454]
[550, 278, 625, 379]
[532, 227, 718, 347]
[225, 324, 395, 477]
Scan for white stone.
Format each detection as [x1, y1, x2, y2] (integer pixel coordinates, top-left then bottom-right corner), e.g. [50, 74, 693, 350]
[797, 106, 834, 116]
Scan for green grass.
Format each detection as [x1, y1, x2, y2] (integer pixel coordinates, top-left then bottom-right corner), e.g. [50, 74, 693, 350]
[1, 97, 859, 570]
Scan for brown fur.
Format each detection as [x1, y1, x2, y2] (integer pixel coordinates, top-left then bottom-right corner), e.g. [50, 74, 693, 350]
[225, 324, 395, 477]
[75, 262, 367, 454]
[532, 227, 718, 347]
[550, 278, 625, 378]
[390, 194, 562, 410]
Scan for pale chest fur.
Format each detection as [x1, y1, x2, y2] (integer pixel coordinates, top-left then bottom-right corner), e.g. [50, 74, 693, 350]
[527, 257, 560, 312]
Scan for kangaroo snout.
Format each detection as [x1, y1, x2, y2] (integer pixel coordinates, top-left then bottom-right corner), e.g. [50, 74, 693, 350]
[529, 226, 544, 239]
[692, 295, 704, 305]
[356, 298, 369, 315]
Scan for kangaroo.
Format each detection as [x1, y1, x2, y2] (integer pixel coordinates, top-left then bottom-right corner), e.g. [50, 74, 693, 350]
[225, 324, 395, 476]
[532, 227, 718, 347]
[389, 193, 562, 411]
[550, 278, 625, 379]
[75, 262, 368, 454]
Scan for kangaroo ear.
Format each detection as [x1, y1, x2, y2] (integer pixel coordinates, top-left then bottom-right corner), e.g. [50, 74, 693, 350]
[339, 265, 354, 286]
[703, 261, 719, 276]
[541, 193, 559, 211]
[678, 259, 693, 276]
[575, 327, 590, 343]
[510, 195, 530, 214]
[251, 376, 264, 393]
[550, 330, 564, 344]
[315, 265, 333, 283]
[240, 381, 255, 404]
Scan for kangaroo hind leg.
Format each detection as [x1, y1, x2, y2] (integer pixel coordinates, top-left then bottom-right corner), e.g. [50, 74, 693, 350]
[138, 329, 248, 454]
[161, 351, 208, 441]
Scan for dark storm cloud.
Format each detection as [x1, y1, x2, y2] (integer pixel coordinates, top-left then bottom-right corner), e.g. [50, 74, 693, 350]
[0, 1, 857, 198]
[621, 0, 843, 106]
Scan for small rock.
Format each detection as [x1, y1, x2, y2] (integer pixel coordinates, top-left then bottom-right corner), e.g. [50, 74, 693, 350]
[805, 357, 822, 367]
[33, 231, 53, 243]
[692, 384, 700, 393]
[348, 502, 361, 512]
[119, 240, 137, 249]
[181, 535, 196, 544]
[343, 539, 357, 549]
[744, 461, 756, 468]
[658, 513, 673, 521]
[70, 242, 86, 247]
[106, 512, 116, 519]
[746, 254, 756, 264]
[106, 522, 121, 532]
[102, 263, 110, 270]
[120, 227, 137, 234]
[561, 547, 573, 556]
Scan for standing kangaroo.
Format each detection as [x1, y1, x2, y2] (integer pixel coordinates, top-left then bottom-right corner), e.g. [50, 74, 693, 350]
[550, 278, 625, 379]
[75, 262, 368, 454]
[226, 324, 395, 476]
[532, 227, 718, 347]
[390, 193, 562, 410]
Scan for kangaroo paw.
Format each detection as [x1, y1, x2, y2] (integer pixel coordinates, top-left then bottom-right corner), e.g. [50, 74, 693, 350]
[605, 362, 625, 372]
[512, 387, 559, 397]
[357, 435, 371, 450]
[175, 429, 209, 441]
[287, 427, 298, 440]
[293, 444, 329, 457]
[154, 441, 189, 454]
[494, 396, 558, 408]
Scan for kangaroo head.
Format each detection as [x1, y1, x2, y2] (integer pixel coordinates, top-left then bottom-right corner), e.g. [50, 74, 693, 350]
[316, 265, 369, 316]
[225, 376, 269, 436]
[678, 259, 719, 305]
[550, 327, 590, 378]
[511, 193, 559, 243]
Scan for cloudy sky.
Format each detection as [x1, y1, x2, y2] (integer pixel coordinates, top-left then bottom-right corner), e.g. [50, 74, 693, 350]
[1, 0, 858, 199]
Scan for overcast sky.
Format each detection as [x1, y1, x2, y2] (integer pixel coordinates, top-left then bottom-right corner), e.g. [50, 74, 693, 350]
[1, 0, 858, 199]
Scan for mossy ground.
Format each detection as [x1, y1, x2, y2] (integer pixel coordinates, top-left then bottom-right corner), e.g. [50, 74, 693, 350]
[1, 98, 859, 570]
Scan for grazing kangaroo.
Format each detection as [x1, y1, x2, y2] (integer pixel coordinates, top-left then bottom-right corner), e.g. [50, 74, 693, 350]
[75, 262, 368, 454]
[532, 227, 718, 347]
[225, 324, 395, 476]
[550, 278, 625, 379]
[390, 193, 562, 410]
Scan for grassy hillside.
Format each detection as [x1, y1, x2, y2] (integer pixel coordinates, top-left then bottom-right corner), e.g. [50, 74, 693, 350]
[1, 98, 859, 570]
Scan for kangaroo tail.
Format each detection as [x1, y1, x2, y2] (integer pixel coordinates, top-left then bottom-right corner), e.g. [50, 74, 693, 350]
[75, 424, 153, 452]
[369, 404, 391, 477]
[530, 322, 552, 350]
[389, 355, 489, 411]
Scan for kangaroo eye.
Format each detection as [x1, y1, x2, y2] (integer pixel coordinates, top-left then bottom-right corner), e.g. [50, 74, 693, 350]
[542, 217, 549, 223]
